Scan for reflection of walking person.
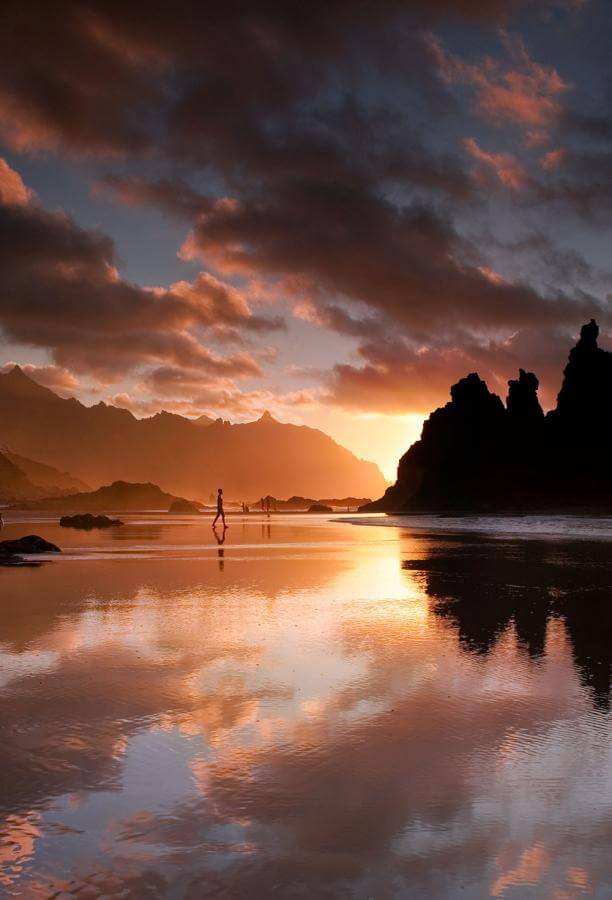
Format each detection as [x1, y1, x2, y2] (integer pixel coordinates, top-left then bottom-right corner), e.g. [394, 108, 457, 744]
[213, 523, 226, 570]
[212, 487, 228, 528]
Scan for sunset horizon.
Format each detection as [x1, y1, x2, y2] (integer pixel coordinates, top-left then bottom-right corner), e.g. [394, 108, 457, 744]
[3, 3, 612, 897]
[2, 0, 611, 484]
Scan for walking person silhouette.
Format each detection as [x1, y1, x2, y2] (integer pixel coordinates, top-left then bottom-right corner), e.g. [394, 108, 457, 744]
[212, 487, 227, 528]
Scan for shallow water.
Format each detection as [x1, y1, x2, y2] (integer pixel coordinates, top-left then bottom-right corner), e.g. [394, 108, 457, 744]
[1, 513, 612, 898]
[342, 512, 612, 541]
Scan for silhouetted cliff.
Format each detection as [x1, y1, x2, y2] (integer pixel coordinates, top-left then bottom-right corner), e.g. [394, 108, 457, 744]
[365, 321, 612, 512]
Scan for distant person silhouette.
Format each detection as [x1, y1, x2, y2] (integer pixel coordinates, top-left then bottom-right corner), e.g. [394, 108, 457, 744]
[212, 487, 227, 528]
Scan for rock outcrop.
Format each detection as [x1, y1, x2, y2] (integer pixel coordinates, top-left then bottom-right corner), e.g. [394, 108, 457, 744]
[0, 534, 61, 565]
[18, 480, 193, 512]
[168, 499, 202, 514]
[253, 495, 372, 511]
[60, 514, 124, 529]
[364, 321, 612, 512]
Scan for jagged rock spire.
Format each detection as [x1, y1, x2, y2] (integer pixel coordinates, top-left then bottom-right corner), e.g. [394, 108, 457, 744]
[365, 320, 612, 513]
[507, 369, 543, 422]
[579, 318, 599, 348]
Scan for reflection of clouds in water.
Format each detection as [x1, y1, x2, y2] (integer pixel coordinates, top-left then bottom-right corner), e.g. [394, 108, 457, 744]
[2, 529, 612, 896]
[0, 649, 59, 690]
[0, 811, 41, 889]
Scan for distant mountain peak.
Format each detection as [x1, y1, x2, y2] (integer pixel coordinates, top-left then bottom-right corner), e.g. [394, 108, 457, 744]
[0, 367, 386, 498]
[193, 413, 215, 427]
[6, 364, 28, 380]
[258, 410, 276, 423]
[0, 363, 55, 397]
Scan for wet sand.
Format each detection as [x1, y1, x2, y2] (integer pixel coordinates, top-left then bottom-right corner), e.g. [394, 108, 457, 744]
[1, 513, 612, 898]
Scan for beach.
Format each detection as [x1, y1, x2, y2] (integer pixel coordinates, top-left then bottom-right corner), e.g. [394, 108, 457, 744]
[1, 512, 612, 898]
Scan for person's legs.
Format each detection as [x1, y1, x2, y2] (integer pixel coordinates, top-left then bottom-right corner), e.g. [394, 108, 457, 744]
[213, 512, 220, 527]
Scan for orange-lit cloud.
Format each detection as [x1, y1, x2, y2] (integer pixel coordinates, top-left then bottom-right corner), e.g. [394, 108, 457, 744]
[0, 158, 32, 206]
[0, 0, 603, 445]
[109, 373, 318, 421]
[0, 159, 282, 384]
[0, 3, 553, 158]
[0, 362, 80, 394]
[321, 321, 581, 415]
[428, 31, 569, 140]
[465, 136, 528, 188]
[541, 147, 566, 170]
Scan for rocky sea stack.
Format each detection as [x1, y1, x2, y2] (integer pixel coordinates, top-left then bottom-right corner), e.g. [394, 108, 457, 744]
[365, 321, 612, 513]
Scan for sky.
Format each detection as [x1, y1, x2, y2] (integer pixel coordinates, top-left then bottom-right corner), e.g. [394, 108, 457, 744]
[1, 0, 611, 480]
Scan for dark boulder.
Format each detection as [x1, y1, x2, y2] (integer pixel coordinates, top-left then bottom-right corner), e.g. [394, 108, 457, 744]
[60, 513, 123, 529]
[0, 534, 61, 555]
[308, 503, 333, 513]
[0, 543, 26, 566]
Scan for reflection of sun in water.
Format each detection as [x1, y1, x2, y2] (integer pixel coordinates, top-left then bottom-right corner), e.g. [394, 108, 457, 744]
[333, 537, 429, 629]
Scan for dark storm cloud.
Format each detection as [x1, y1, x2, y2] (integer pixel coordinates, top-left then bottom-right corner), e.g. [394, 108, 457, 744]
[0, 1, 563, 158]
[102, 169, 605, 339]
[323, 324, 582, 414]
[0, 0, 602, 419]
[101, 159, 607, 416]
[0, 169, 276, 380]
[181, 181, 604, 334]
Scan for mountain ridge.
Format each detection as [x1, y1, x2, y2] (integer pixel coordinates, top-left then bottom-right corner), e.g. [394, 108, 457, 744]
[0, 446, 91, 502]
[0, 367, 385, 499]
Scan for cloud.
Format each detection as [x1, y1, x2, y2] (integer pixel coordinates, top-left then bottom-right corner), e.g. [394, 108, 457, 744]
[324, 339, 501, 414]
[99, 169, 599, 348]
[106, 393, 205, 418]
[174, 178, 605, 339]
[427, 31, 569, 141]
[540, 147, 566, 170]
[0, 2, 556, 160]
[0, 159, 279, 381]
[139, 362, 259, 396]
[0, 157, 32, 205]
[96, 175, 213, 219]
[0, 2, 599, 431]
[133, 366, 318, 418]
[464, 136, 528, 188]
[323, 324, 588, 414]
[0, 362, 79, 394]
